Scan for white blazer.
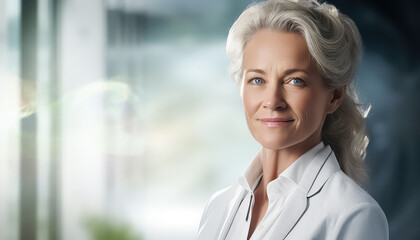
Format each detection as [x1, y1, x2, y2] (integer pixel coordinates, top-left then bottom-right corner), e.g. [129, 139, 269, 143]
[197, 145, 389, 239]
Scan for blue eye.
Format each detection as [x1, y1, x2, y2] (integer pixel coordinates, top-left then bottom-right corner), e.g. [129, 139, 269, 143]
[251, 78, 264, 84]
[289, 78, 303, 85]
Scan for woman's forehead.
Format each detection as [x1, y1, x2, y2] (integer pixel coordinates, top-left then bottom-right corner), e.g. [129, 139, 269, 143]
[243, 30, 314, 73]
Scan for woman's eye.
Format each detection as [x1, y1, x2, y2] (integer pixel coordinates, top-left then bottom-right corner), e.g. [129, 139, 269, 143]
[289, 78, 304, 85]
[250, 78, 264, 84]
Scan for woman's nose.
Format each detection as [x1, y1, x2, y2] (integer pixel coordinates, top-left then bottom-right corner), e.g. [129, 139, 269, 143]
[263, 85, 287, 110]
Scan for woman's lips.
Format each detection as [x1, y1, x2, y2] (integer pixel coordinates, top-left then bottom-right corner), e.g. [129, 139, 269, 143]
[259, 118, 294, 127]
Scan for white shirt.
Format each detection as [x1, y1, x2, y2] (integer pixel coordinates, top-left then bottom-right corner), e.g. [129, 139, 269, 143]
[225, 142, 325, 240]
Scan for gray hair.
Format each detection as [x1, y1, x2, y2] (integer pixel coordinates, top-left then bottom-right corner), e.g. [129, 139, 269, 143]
[226, 0, 369, 185]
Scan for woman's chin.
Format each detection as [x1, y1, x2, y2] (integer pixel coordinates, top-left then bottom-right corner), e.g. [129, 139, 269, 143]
[255, 138, 293, 150]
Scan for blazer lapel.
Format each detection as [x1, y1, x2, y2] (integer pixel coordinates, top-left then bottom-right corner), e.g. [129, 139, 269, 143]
[269, 146, 336, 239]
[269, 186, 308, 239]
[217, 186, 246, 240]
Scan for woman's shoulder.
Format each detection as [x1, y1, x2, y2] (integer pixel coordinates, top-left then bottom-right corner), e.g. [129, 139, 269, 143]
[303, 170, 389, 239]
[197, 184, 242, 239]
[314, 170, 388, 228]
[322, 170, 382, 209]
[201, 184, 241, 216]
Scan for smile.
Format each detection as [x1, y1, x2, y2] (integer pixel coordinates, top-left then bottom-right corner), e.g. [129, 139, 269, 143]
[259, 118, 294, 128]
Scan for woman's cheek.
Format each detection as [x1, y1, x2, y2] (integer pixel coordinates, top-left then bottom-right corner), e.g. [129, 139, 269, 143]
[243, 89, 260, 114]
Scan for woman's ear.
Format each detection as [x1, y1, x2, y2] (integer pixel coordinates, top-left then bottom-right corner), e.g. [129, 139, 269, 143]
[326, 86, 346, 114]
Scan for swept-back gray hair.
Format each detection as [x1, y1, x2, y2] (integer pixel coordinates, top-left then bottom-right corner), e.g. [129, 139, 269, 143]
[226, 0, 369, 185]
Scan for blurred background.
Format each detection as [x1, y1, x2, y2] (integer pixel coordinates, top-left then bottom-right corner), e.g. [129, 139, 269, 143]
[0, 0, 419, 239]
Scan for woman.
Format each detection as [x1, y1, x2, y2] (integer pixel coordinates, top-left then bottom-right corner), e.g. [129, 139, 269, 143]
[197, 0, 388, 239]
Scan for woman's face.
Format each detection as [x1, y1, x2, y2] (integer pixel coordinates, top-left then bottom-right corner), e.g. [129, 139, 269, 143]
[242, 30, 339, 151]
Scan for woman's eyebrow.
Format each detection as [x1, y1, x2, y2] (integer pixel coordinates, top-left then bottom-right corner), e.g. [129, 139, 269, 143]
[245, 69, 266, 75]
[245, 68, 310, 75]
[282, 68, 310, 75]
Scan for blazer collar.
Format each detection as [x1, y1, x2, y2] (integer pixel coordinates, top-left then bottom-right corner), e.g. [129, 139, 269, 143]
[301, 145, 339, 197]
[305, 147, 340, 197]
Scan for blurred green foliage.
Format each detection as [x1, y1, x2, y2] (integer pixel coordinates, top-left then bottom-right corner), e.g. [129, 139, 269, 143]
[83, 215, 143, 240]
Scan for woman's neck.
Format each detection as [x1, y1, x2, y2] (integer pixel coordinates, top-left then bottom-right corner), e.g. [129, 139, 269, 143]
[259, 137, 321, 200]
